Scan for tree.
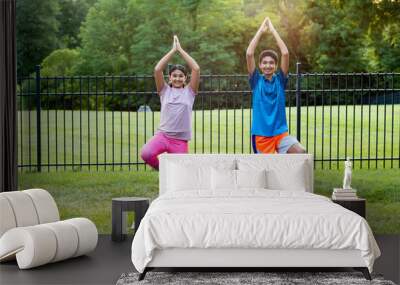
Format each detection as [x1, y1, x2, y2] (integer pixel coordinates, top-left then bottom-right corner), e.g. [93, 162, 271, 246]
[41, 49, 80, 76]
[301, 0, 367, 72]
[77, 0, 243, 75]
[347, 0, 400, 71]
[17, 0, 60, 76]
[57, 0, 96, 49]
[375, 23, 400, 72]
[301, 0, 400, 72]
[129, 0, 186, 74]
[277, 0, 310, 71]
[76, 0, 141, 75]
[130, 0, 246, 74]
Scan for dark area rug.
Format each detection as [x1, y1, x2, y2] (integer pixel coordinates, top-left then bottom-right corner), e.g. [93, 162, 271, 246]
[116, 271, 396, 285]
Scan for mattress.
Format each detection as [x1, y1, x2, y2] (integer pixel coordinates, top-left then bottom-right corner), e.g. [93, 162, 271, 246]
[131, 190, 380, 273]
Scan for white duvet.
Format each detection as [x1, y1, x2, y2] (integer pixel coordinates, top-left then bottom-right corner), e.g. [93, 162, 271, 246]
[131, 190, 380, 273]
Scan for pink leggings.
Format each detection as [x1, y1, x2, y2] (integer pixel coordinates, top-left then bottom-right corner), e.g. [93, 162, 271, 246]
[140, 132, 188, 170]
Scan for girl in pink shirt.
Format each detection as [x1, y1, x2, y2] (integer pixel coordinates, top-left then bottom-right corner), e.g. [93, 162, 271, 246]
[140, 36, 200, 170]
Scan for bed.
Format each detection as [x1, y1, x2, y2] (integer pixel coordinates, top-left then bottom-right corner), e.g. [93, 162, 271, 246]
[131, 154, 380, 280]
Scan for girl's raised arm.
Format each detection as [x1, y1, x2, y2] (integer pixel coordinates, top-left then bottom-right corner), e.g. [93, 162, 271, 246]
[175, 36, 200, 93]
[154, 38, 177, 94]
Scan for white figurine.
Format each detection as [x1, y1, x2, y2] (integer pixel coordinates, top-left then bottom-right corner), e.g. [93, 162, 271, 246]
[343, 157, 352, 190]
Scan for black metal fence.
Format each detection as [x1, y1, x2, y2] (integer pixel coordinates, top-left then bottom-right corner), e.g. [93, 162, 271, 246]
[17, 65, 400, 171]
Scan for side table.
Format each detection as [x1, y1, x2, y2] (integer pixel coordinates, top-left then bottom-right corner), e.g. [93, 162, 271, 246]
[112, 197, 150, 242]
[332, 198, 366, 218]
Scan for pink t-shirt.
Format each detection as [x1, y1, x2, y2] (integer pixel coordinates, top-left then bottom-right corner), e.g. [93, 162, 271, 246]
[158, 84, 196, 141]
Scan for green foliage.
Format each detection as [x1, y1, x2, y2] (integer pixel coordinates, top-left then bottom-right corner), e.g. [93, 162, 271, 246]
[367, 19, 400, 72]
[17, 0, 60, 76]
[129, 0, 243, 74]
[57, 0, 95, 48]
[341, 0, 400, 72]
[18, 0, 400, 74]
[76, 0, 141, 75]
[301, 1, 367, 72]
[75, 0, 292, 74]
[41, 49, 80, 76]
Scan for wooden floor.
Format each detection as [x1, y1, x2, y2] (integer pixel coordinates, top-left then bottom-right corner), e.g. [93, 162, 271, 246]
[0, 235, 399, 285]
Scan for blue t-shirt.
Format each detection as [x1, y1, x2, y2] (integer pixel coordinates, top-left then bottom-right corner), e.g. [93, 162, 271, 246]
[249, 69, 288, 137]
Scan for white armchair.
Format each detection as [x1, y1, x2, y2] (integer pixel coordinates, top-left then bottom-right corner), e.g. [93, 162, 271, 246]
[0, 189, 98, 269]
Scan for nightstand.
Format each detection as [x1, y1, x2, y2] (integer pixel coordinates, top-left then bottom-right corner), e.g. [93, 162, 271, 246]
[332, 198, 366, 218]
[112, 197, 150, 242]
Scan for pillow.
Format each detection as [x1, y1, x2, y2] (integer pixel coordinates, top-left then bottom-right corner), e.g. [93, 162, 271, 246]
[167, 163, 210, 191]
[210, 168, 268, 191]
[167, 159, 236, 192]
[237, 158, 309, 191]
[236, 169, 267, 189]
[211, 168, 236, 190]
[266, 162, 307, 191]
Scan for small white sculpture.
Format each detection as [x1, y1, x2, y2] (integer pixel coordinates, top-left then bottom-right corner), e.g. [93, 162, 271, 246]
[343, 157, 352, 190]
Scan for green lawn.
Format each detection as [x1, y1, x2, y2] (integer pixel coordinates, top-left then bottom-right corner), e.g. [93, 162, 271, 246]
[18, 105, 400, 171]
[18, 169, 400, 234]
[17, 105, 399, 234]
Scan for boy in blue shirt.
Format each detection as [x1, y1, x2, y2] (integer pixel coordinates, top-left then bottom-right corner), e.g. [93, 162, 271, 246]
[246, 17, 305, 154]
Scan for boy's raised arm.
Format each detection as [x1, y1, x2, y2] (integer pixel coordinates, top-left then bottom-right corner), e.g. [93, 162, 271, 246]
[246, 18, 268, 75]
[267, 19, 289, 76]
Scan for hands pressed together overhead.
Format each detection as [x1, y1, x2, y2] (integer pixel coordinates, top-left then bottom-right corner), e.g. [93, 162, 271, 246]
[259, 17, 275, 34]
[154, 34, 200, 94]
[172, 35, 182, 53]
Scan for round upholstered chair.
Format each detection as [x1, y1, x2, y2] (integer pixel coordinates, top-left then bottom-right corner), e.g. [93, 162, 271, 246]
[0, 189, 98, 269]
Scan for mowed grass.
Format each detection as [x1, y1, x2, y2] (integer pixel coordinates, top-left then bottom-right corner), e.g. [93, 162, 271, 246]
[18, 169, 400, 234]
[18, 104, 399, 171]
[17, 105, 400, 233]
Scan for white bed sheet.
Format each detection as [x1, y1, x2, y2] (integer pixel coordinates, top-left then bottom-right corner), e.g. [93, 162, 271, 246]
[131, 190, 380, 273]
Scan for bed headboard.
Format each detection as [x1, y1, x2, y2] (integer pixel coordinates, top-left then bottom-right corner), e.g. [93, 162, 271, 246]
[159, 154, 314, 195]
